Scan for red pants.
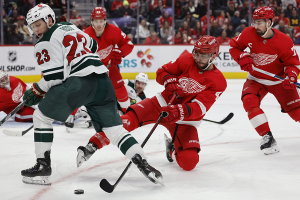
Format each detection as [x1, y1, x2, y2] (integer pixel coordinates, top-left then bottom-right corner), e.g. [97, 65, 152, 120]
[15, 106, 34, 122]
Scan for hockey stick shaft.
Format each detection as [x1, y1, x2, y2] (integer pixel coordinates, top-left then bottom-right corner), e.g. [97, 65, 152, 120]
[252, 65, 300, 88]
[202, 113, 234, 124]
[100, 93, 177, 193]
[0, 100, 28, 126]
[3, 125, 33, 137]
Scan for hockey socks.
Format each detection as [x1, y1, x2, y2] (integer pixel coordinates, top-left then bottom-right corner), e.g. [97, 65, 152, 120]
[248, 108, 271, 136]
[89, 132, 110, 149]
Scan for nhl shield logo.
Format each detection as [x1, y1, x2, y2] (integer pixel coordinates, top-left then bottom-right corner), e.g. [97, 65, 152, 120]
[8, 51, 17, 62]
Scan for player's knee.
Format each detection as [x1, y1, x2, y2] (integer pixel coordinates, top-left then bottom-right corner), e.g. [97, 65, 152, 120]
[33, 108, 53, 126]
[176, 148, 199, 171]
[287, 107, 300, 122]
[121, 110, 139, 132]
[242, 94, 260, 112]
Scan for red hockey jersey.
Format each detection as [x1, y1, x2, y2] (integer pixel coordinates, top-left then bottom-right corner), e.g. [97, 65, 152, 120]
[156, 53, 227, 122]
[230, 27, 300, 85]
[84, 24, 134, 66]
[0, 76, 28, 114]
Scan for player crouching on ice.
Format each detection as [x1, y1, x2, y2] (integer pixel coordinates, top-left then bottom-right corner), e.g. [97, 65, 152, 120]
[0, 71, 35, 122]
[77, 36, 227, 172]
[21, 4, 163, 185]
[229, 6, 300, 155]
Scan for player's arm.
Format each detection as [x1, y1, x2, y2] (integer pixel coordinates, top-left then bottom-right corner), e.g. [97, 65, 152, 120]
[114, 28, 134, 57]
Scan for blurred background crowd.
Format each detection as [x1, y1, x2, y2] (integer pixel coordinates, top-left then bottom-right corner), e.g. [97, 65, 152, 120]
[1, 0, 300, 45]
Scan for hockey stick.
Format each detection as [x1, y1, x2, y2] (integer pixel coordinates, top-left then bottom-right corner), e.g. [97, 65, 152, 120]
[99, 93, 177, 193]
[0, 100, 28, 126]
[202, 113, 234, 124]
[3, 125, 33, 137]
[252, 65, 300, 89]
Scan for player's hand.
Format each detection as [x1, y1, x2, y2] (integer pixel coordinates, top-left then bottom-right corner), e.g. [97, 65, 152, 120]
[164, 75, 185, 99]
[110, 49, 123, 65]
[238, 52, 253, 72]
[23, 83, 46, 106]
[282, 68, 298, 89]
[161, 104, 190, 124]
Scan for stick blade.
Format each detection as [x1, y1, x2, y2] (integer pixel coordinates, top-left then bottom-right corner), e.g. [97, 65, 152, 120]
[219, 112, 234, 124]
[3, 129, 23, 137]
[100, 179, 115, 193]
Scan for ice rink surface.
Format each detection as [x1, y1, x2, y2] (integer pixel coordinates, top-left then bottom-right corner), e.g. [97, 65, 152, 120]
[0, 79, 300, 200]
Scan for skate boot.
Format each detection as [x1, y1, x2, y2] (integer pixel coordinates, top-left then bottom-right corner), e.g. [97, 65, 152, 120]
[260, 132, 279, 155]
[131, 154, 164, 186]
[65, 114, 75, 132]
[164, 133, 175, 162]
[21, 151, 52, 185]
[77, 142, 98, 167]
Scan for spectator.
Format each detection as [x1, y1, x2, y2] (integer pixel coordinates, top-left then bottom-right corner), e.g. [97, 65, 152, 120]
[234, 31, 240, 37]
[174, 1, 182, 19]
[186, 1, 196, 17]
[282, 0, 297, 10]
[277, 20, 293, 35]
[183, 12, 196, 29]
[160, 20, 173, 43]
[235, 19, 247, 34]
[257, 1, 266, 7]
[117, 1, 134, 18]
[144, 31, 161, 44]
[217, 11, 228, 29]
[7, 23, 24, 45]
[275, 10, 289, 26]
[158, 10, 172, 31]
[127, 33, 134, 44]
[201, 9, 215, 31]
[8, 8, 19, 25]
[77, 18, 88, 31]
[69, 9, 82, 26]
[225, 1, 236, 19]
[209, 20, 223, 38]
[148, 0, 166, 12]
[288, 9, 300, 28]
[17, 16, 32, 44]
[191, 21, 206, 40]
[231, 10, 241, 31]
[226, 23, 235, 38]
[136, 19, 150, 39]
[240, 1, 253, 19]
[196, 0, 215, 19]
[182, 32, 195, 44]
[217, 29, 231, 45]
[294, 23, 300, 43]
[111, 0, 123, 17]
[179, 21, 192, 36]
[151, 0, 165, 24]
[20, 0, 34, 17]
[171, 30, 183, 44]
[7, 2, 18, 17]
[285, 3, 295, 18]
[3, 9, 9, 24]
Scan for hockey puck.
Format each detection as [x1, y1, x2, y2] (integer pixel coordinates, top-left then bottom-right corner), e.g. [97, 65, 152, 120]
[74, 189, 84, 194]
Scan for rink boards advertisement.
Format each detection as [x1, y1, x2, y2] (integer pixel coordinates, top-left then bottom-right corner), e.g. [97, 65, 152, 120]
[2, 45, 300, 82]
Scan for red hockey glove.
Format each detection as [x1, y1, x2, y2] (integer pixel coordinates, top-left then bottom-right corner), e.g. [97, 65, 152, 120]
[110, 49, 123, 65]
[23, 83, 46, 106]
[161, 104, 190, 124]
[282, 67, 299, 89]
[238, 52, 253, 73]
[164, 75, 185, 99]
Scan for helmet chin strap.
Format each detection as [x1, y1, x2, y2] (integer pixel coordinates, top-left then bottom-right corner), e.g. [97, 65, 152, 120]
[261, 20, 273, 38]
[200, 55, 214, 71]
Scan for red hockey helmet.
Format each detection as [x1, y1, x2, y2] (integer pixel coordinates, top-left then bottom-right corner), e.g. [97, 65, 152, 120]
[252, 6, 275, 24]
[91, 7, 106, 20]
[193, 35, 219, 55]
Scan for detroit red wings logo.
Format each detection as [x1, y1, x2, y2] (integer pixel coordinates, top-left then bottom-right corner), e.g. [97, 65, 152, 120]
[96, 45, 113, 60]
[179, 77, 206, 94]
[251, 53, 278, 66]
[12, 83, 23, 103]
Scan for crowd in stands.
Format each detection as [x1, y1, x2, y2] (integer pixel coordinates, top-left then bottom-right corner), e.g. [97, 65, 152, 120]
[3, 0, 300, 45]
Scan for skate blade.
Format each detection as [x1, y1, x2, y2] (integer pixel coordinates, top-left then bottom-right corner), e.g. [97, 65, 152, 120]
[22, 176, 51, 185]
[76, 149, 86, 168]
[148, 173, 164, 186]
[263, 145, 280, 155]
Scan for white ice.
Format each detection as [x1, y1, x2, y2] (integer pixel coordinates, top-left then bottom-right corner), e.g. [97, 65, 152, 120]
[0, 79, 300, 200]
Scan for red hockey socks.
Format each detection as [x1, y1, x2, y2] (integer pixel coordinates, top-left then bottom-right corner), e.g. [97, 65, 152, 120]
[89, 132, 110, 150]
[70, 108, 79, 115]
[248, 108, 271, 136]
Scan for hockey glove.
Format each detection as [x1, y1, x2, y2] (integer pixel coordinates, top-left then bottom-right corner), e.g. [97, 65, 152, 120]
[164, 75, 185, 99]
[161, 104, 190, 124]
[238, 52, 253, 72]
[282, 67, 299, 89]
[110, 49, 123, 65]
[23, 83, 46, 106]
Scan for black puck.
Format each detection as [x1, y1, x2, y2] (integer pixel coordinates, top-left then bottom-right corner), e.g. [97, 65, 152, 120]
[74, 189, 84, 194]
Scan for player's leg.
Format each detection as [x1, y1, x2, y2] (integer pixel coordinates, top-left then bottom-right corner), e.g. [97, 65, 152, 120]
[108, 64, 130, 113]
[164, 124, 200, 171]
[15, 106, 35, 122]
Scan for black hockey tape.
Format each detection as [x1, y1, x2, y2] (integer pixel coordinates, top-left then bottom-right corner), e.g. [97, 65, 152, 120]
[74, 189, 84, 194]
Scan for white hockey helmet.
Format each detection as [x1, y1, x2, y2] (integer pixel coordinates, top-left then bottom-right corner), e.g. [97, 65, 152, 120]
[26, 4, 55, 34]
[135, 73, 148, 85]
[0, 70, 11, 91]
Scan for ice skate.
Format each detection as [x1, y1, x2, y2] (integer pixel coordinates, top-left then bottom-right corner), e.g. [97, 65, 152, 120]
[164, 133, 175, 162]
[21, 151, 52, 185]
[260, 132, 279, 155]
[131, 154, 164, 186]
[77, 142, 98, 167]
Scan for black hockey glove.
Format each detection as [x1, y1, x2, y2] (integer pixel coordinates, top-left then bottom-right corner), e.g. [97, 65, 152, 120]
[23, 83, 46, 106]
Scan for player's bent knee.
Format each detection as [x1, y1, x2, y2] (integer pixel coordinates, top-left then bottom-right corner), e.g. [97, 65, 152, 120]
[176, 148, 199, 171]
[287, 107, 300, 122]
[242, 94, 260, 112]
[33, 108, 54, 127]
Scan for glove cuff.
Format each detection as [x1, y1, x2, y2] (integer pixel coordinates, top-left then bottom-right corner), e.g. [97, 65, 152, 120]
[237, 52, 250, 61]
[163, 75, 178, 86]
[32, 83, 46, 98]
[285, 66, 300, 77]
